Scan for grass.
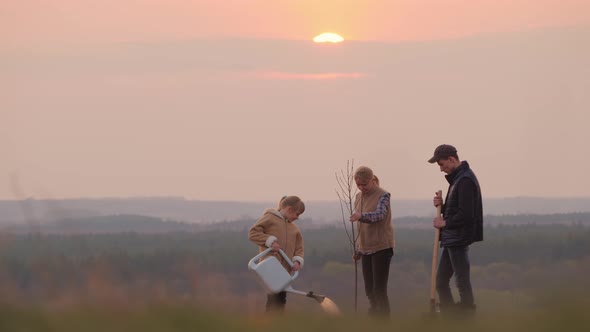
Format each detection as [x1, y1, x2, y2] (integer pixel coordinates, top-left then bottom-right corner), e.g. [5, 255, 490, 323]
[0, 300, 588, 332]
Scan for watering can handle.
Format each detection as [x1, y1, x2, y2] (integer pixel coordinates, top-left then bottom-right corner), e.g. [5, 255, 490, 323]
[248, 247, 299, 280]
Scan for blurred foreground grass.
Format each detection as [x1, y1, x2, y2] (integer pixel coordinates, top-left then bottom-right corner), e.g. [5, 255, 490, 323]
[1, 301, 588, 332]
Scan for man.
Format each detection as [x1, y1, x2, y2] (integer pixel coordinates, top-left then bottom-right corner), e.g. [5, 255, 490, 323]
[428, 144, 483, 316]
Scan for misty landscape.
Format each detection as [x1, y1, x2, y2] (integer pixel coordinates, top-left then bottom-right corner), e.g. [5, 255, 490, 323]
[0, 197, 589, 330]
[4, 196, 590, 224]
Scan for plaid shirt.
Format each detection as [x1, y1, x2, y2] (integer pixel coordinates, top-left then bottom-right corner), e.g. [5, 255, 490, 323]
[359, 192, 391, 223]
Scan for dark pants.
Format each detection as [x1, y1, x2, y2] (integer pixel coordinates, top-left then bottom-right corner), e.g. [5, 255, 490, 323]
[266, 291, 287, 312]
[436, 246, 475, 310]
[361, 248, 394, 317]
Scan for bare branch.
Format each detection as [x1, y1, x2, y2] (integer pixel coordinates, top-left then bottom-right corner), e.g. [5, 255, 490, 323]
[335, 159, 360, 312]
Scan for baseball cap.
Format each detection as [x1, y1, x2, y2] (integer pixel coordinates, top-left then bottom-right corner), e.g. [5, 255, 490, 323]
[428, 144, 457, 163]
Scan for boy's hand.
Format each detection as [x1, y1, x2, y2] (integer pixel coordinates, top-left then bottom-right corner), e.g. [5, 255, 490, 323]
[271, 241, 281, 252]
[291, 261, 301, 272]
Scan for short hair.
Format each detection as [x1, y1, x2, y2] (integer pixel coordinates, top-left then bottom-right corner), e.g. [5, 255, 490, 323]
[278, 196, 305, 214]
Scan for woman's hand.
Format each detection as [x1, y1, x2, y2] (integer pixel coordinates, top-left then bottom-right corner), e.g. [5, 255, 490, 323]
[352, 252, 361, 261]
[291, 261, 301, 272]
[350, 212, 362, 222]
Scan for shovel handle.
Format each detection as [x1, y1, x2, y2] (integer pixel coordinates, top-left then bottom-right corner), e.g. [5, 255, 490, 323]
[430, 190, 443, 312]
[248, 247, 299, 280]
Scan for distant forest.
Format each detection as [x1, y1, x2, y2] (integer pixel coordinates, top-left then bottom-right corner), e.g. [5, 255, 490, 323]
[4, 212, 590, 233]
[2, 197, 590, 225]
[0, 213, 588, 314]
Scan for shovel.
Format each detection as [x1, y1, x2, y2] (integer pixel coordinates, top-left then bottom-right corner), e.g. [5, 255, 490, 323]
[429, 190, 443, 315]
[248, 247, 327, 304]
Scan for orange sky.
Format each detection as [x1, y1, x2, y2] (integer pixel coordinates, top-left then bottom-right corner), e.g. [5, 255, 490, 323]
[2, 1, 590, 201]
[2, 0, 590, 49]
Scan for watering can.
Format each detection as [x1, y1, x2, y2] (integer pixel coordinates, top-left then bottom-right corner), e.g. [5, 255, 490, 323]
[248, 247, 326, 303]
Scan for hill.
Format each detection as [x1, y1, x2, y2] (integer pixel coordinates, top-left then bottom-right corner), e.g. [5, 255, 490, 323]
[2, 196, 590, 227]
[4, 212, 590, 234]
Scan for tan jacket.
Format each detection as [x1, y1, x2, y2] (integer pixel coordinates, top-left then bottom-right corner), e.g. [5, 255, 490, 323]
[248, 208, 304, 271]
[355, 187, 395, 253]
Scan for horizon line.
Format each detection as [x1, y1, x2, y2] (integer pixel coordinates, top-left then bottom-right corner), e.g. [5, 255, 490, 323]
[2, 195, 590, 203]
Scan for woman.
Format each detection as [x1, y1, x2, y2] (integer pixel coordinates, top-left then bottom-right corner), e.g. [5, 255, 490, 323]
[350, 166, 395, 317]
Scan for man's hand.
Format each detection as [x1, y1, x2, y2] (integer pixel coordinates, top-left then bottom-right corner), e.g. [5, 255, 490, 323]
[433, 216, 446, 229]
[433, 193, 443, 207]
[271, 241, 281, 252]
[350, 212, 362, 222]
[291, 261, 301, 272]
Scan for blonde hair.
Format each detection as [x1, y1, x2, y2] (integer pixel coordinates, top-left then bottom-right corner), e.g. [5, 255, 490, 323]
[278, 195, 305, 214]
[354, 166, 379, 185]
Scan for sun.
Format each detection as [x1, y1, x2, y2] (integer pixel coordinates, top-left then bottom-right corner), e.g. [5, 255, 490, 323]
[313, 32, 344, 43]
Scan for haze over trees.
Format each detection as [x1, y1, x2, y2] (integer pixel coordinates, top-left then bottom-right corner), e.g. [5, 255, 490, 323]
[2, 197, 590, 225]
[0, 212, 588, 315]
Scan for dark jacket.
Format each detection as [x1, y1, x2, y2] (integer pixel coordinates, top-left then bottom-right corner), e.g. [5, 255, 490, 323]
[441, 161, 483, 247]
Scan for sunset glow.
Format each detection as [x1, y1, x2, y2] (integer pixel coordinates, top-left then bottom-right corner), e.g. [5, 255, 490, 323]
[313, 33, 344, 43]
[255, 71, 365, 80]
[3, 1, 590, 201]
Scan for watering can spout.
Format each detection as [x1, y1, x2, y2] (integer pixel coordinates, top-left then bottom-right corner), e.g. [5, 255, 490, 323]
[306, 291, 326, 304]
[283, 287, 324, 303]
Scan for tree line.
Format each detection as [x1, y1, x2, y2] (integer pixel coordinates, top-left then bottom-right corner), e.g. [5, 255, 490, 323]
[0, 215, 588, 311]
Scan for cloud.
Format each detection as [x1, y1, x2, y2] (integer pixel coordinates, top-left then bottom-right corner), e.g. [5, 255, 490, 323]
[242, 71, 368, 80]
